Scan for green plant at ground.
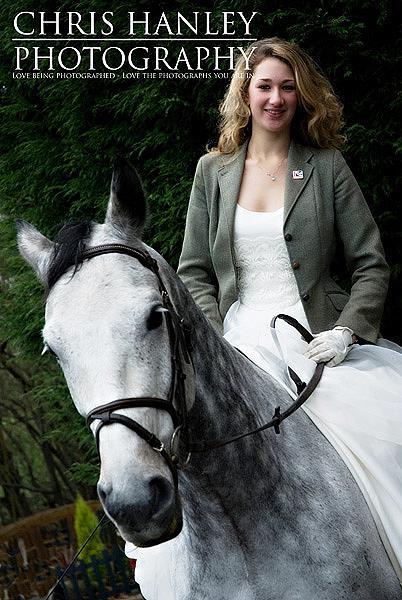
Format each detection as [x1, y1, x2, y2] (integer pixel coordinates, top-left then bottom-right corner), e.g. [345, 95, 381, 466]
[74, 493, 106, 582]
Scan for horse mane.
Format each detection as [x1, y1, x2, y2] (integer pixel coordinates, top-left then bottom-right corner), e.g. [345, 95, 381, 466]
[46, 220, 93, 294]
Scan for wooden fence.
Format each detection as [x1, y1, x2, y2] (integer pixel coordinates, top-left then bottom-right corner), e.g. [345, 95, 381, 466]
[56, 547, 140, 599]
[0, 502, 135, 598]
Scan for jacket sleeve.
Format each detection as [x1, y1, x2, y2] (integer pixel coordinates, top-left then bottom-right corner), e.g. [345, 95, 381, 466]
[177, 157, 224, 334]
[332, 150, 389, 342]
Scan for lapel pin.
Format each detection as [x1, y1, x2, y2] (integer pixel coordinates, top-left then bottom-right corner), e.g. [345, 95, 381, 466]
[292, 170, 304, 179]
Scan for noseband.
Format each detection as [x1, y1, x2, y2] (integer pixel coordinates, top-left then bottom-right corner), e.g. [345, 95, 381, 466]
[54, 243, 323, 491]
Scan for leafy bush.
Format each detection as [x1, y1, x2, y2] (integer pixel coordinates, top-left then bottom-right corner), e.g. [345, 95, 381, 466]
[74, 493, 105, 582]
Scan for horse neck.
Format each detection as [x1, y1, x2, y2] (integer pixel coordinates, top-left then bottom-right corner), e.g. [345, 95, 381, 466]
[163, 263, 285, 457]
[164, 267, 294, 574]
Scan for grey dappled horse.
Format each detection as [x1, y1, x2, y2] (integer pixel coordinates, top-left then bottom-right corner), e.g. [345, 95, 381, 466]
[17, 161, 401, 599]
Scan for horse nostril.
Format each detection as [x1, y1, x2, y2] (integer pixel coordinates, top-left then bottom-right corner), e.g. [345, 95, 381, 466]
[149, 476, 174, 516]
[97, 480, 113, 503]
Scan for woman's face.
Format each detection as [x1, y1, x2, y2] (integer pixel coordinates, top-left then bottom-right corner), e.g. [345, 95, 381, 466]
[247, 57, 298, 136]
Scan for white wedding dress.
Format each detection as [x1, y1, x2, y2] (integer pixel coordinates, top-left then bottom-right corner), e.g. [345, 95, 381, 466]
[223, 203, 402, 581]
[126, 203, 402, 595]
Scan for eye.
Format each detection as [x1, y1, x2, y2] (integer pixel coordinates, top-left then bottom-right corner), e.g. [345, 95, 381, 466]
[147, 305, 169, 331]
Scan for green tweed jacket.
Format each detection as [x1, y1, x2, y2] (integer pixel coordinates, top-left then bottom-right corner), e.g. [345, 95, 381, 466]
[177, 139, 389, 343]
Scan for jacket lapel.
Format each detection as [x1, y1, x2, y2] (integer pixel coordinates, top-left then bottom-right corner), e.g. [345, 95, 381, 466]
[217, 142, 248, 258]
[284, 141, 314, 225]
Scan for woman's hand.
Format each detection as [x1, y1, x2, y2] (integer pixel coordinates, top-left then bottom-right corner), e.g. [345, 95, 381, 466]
[304, 326, 354, 367]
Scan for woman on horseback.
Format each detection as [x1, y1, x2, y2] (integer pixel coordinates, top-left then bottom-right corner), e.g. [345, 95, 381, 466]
[177, 36, 402, 581]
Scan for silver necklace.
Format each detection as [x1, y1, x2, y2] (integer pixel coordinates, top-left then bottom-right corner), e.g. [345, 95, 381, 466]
[254, 155, 287, 181]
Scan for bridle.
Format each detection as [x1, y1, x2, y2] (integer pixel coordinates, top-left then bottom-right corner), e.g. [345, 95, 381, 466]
[79, 244, 193, 489]
[53, 243, 324, 492]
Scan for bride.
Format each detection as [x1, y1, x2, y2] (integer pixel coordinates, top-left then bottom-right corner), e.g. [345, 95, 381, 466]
[127, 37, 402, 595]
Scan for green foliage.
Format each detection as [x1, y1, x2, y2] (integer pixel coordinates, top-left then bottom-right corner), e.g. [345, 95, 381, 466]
[74, 494, 105, 567]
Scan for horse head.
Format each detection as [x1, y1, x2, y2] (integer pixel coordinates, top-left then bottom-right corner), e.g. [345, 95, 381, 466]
[17, 160, 186, 547]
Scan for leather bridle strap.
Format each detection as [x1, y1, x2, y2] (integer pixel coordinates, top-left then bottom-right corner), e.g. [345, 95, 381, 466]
[82, 243, 160, 273]
[86, 398, 180, 486]
[189, 314, 324, 453]
[271, 313, 313, 342]
[189, 363, 324, 452]
[86, 397, 181, 431]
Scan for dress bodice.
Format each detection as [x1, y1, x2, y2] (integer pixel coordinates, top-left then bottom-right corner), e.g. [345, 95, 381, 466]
[233, 204, 300, 311]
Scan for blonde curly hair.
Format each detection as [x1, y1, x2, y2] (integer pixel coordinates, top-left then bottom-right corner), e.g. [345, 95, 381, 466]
[212, 37, 346, 154]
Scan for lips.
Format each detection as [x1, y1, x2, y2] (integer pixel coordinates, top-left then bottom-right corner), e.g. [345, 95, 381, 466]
[264, 109, 285, 116]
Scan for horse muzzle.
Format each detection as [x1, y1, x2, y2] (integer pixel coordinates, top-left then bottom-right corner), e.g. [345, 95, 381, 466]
[97, 475, 183, 546]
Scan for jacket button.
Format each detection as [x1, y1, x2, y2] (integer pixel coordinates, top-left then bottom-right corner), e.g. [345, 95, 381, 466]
[284, 233, 292, 242]
[291, 260, 300, 270]
[302, 293, 310, 301]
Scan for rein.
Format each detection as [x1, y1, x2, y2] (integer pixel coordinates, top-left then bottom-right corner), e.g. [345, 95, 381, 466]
[190, 315, 324, 453]
[44, 513, 108, 600]
[54, 243, 324, 481]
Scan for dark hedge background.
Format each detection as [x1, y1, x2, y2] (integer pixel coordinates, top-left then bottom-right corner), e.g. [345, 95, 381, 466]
[0, 0, 401, 522]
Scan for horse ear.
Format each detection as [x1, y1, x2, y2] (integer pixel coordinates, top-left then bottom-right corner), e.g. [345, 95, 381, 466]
[16, 220, 54, 283]
[105, 158, 148, 237]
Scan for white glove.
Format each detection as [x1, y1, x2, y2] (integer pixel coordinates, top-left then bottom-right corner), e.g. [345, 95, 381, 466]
[304, 326, 354, 367]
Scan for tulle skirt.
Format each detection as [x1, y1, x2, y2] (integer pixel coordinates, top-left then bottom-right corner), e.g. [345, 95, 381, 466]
[223, 298, 402, 581]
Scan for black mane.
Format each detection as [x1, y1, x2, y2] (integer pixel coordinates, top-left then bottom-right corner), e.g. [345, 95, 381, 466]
[46, 220, 93, 293]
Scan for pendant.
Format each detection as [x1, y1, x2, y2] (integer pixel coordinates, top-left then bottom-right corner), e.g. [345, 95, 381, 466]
[271, 176, 276, 181]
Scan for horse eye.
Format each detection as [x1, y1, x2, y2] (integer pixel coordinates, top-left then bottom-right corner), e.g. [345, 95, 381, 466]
[147, 306, 168, 331]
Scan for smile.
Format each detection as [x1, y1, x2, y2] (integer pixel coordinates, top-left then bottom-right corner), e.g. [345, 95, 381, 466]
[264, 109, 285, 115]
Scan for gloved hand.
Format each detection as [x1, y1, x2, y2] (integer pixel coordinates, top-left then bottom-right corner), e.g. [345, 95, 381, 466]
[304, 326, 354, 367]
